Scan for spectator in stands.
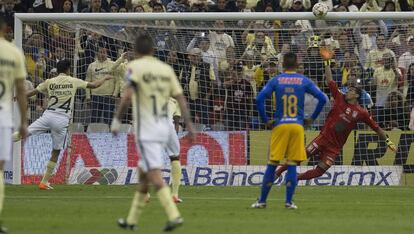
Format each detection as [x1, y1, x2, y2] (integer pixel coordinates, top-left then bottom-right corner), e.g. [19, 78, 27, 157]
[190, 1, 209, 11]
[0, 0, 16, 30]
[209, 20, 235, 72]
[110, 3, 120, 12]
[81, 0, 107, 12]
[242, 31, 277, 64]
[389, 24, 412, 57]
[303, 35, 325, 89]
[66, 0, 87, 12]
[398, 37, 414, 79]
[209, 0, 236, 12]
[334, 0, 359, 11]
[131, 4, 143, 11]
[187, 35, 219, 82]
[353, 20, 388, 68]
[167, 0, 190, 12]
[405, 63, 414, 106]
[335, 31, 352, 63]
[224, 63, 253, 130]
[25, 32, 47, 84]
[373, 53, 400, 125]
[47, 46, 67, 75]
[360, 0, 382, 11]
[281, 0, 311, 11]
[61, 0, 74, 12]
[383, 91, 411, 130]
[341, 65, 374, 108]
[236, 0, 253, 11]
[256, 0, 282, 11]
[86, 46, 125, 124]
[183, 48, 212, 125]
[365, 33, 396, 71]
[339, 51, 359, 86]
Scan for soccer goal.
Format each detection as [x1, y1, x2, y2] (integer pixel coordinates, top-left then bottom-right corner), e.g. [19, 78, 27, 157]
[12, 12, 414, 186]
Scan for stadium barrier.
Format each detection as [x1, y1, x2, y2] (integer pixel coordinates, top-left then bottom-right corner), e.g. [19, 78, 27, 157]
[69, 166, 402, 186]
[16, 131, 413, 186]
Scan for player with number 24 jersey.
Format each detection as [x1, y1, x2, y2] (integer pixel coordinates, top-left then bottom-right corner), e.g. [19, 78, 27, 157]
[13, 60, 112, 190]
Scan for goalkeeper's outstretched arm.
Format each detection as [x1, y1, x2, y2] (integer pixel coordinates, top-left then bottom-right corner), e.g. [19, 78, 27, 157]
[374, 127, 397, 152]
[324, 60, 333, 85]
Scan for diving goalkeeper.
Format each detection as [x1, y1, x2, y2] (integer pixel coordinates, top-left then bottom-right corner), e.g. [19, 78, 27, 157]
[275, 59, 397, 180]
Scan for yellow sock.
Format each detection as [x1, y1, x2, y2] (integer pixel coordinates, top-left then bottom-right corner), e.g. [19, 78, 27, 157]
[41, 161, 56, 184]
[171, 160, 181, 197]
[157, 186, 180, 221]
[126, 192, 147, 225]
[0, 171, 4, 216]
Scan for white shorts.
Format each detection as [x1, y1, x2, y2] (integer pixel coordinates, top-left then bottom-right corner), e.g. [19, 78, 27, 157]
[165, 126, 180, 157]
[28, 111, 69, 150]
[0, 127, 12, 161]
[137, 141, 165, 173]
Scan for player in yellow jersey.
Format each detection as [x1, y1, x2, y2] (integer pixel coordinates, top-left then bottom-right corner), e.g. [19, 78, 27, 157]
[13, 59, 113, 190]
[111, 33, 195, 232]
[0, 15, 28, 234]
[166, 97, 183, 203]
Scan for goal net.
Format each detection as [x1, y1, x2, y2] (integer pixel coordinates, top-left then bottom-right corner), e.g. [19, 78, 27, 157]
[14, 12, 414, 186]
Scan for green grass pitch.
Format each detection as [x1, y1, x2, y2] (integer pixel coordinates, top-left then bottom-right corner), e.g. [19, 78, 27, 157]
[4, 185, 414, 234]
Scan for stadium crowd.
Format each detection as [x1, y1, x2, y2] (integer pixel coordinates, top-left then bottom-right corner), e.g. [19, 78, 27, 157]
[1, 0, 414, 131]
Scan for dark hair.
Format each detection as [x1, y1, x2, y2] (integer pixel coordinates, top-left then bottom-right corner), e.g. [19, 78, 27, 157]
[134, 32, 154, 55]
[62, 0, 74, 12]
[283, 52, 298, 70]
[56, 59, 71, 74]
[152, 2, 164, 10]
[381, 0, 395, 11]
[349, 86, 363, 103]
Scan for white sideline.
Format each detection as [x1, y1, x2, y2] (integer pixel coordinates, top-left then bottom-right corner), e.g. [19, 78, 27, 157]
[6, 195, 414, 206]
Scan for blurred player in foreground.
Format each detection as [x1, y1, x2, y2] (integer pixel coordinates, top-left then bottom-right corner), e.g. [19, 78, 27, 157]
[167, 97, 183, 203]
[0, 15, 28, 233]
[111, 33, 195, 232]
[275, 57, 397, 180]
[252, 53, 327, 209]
[13, 59, 113, 190]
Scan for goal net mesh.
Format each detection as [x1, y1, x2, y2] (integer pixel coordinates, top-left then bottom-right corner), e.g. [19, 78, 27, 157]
[19, 16, 414, 186]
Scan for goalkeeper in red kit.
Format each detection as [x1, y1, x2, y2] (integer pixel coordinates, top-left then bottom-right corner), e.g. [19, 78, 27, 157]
[275, 60, 398, 180]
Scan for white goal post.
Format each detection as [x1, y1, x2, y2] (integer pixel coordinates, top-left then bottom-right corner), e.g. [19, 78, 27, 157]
[12, 12, 414, 185]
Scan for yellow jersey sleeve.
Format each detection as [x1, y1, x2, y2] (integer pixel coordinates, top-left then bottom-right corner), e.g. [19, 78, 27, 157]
[36, 80, 48, 93]
[72, 77, 88, 89]
[14, 49, 27, 80]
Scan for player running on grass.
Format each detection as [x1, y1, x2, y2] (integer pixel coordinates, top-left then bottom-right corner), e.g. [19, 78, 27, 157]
[275, 59, 397, 181]
[111, 33, 195, 232]
[251, 52, 327, 209]
[13, 59, 113, 190]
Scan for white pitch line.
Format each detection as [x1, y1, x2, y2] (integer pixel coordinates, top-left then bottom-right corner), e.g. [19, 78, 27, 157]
[6, 196, 414, 205]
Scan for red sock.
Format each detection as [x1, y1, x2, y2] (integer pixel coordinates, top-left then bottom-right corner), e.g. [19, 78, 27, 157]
[297, 167, 325, 180]
[275, 165, 288, 177]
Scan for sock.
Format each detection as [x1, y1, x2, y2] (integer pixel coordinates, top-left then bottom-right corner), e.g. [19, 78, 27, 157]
[157, 186, 180, 221]
[297, 166, 325, 180]
[0, 171, 4, 216]
[285, 165, 297, 204]
[41, 161, 57, 184]
[275, 164, 288, 177]
[258, 164, 276, 203]
[126, 192, 147, 225]
[171, 160, 181, 197]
